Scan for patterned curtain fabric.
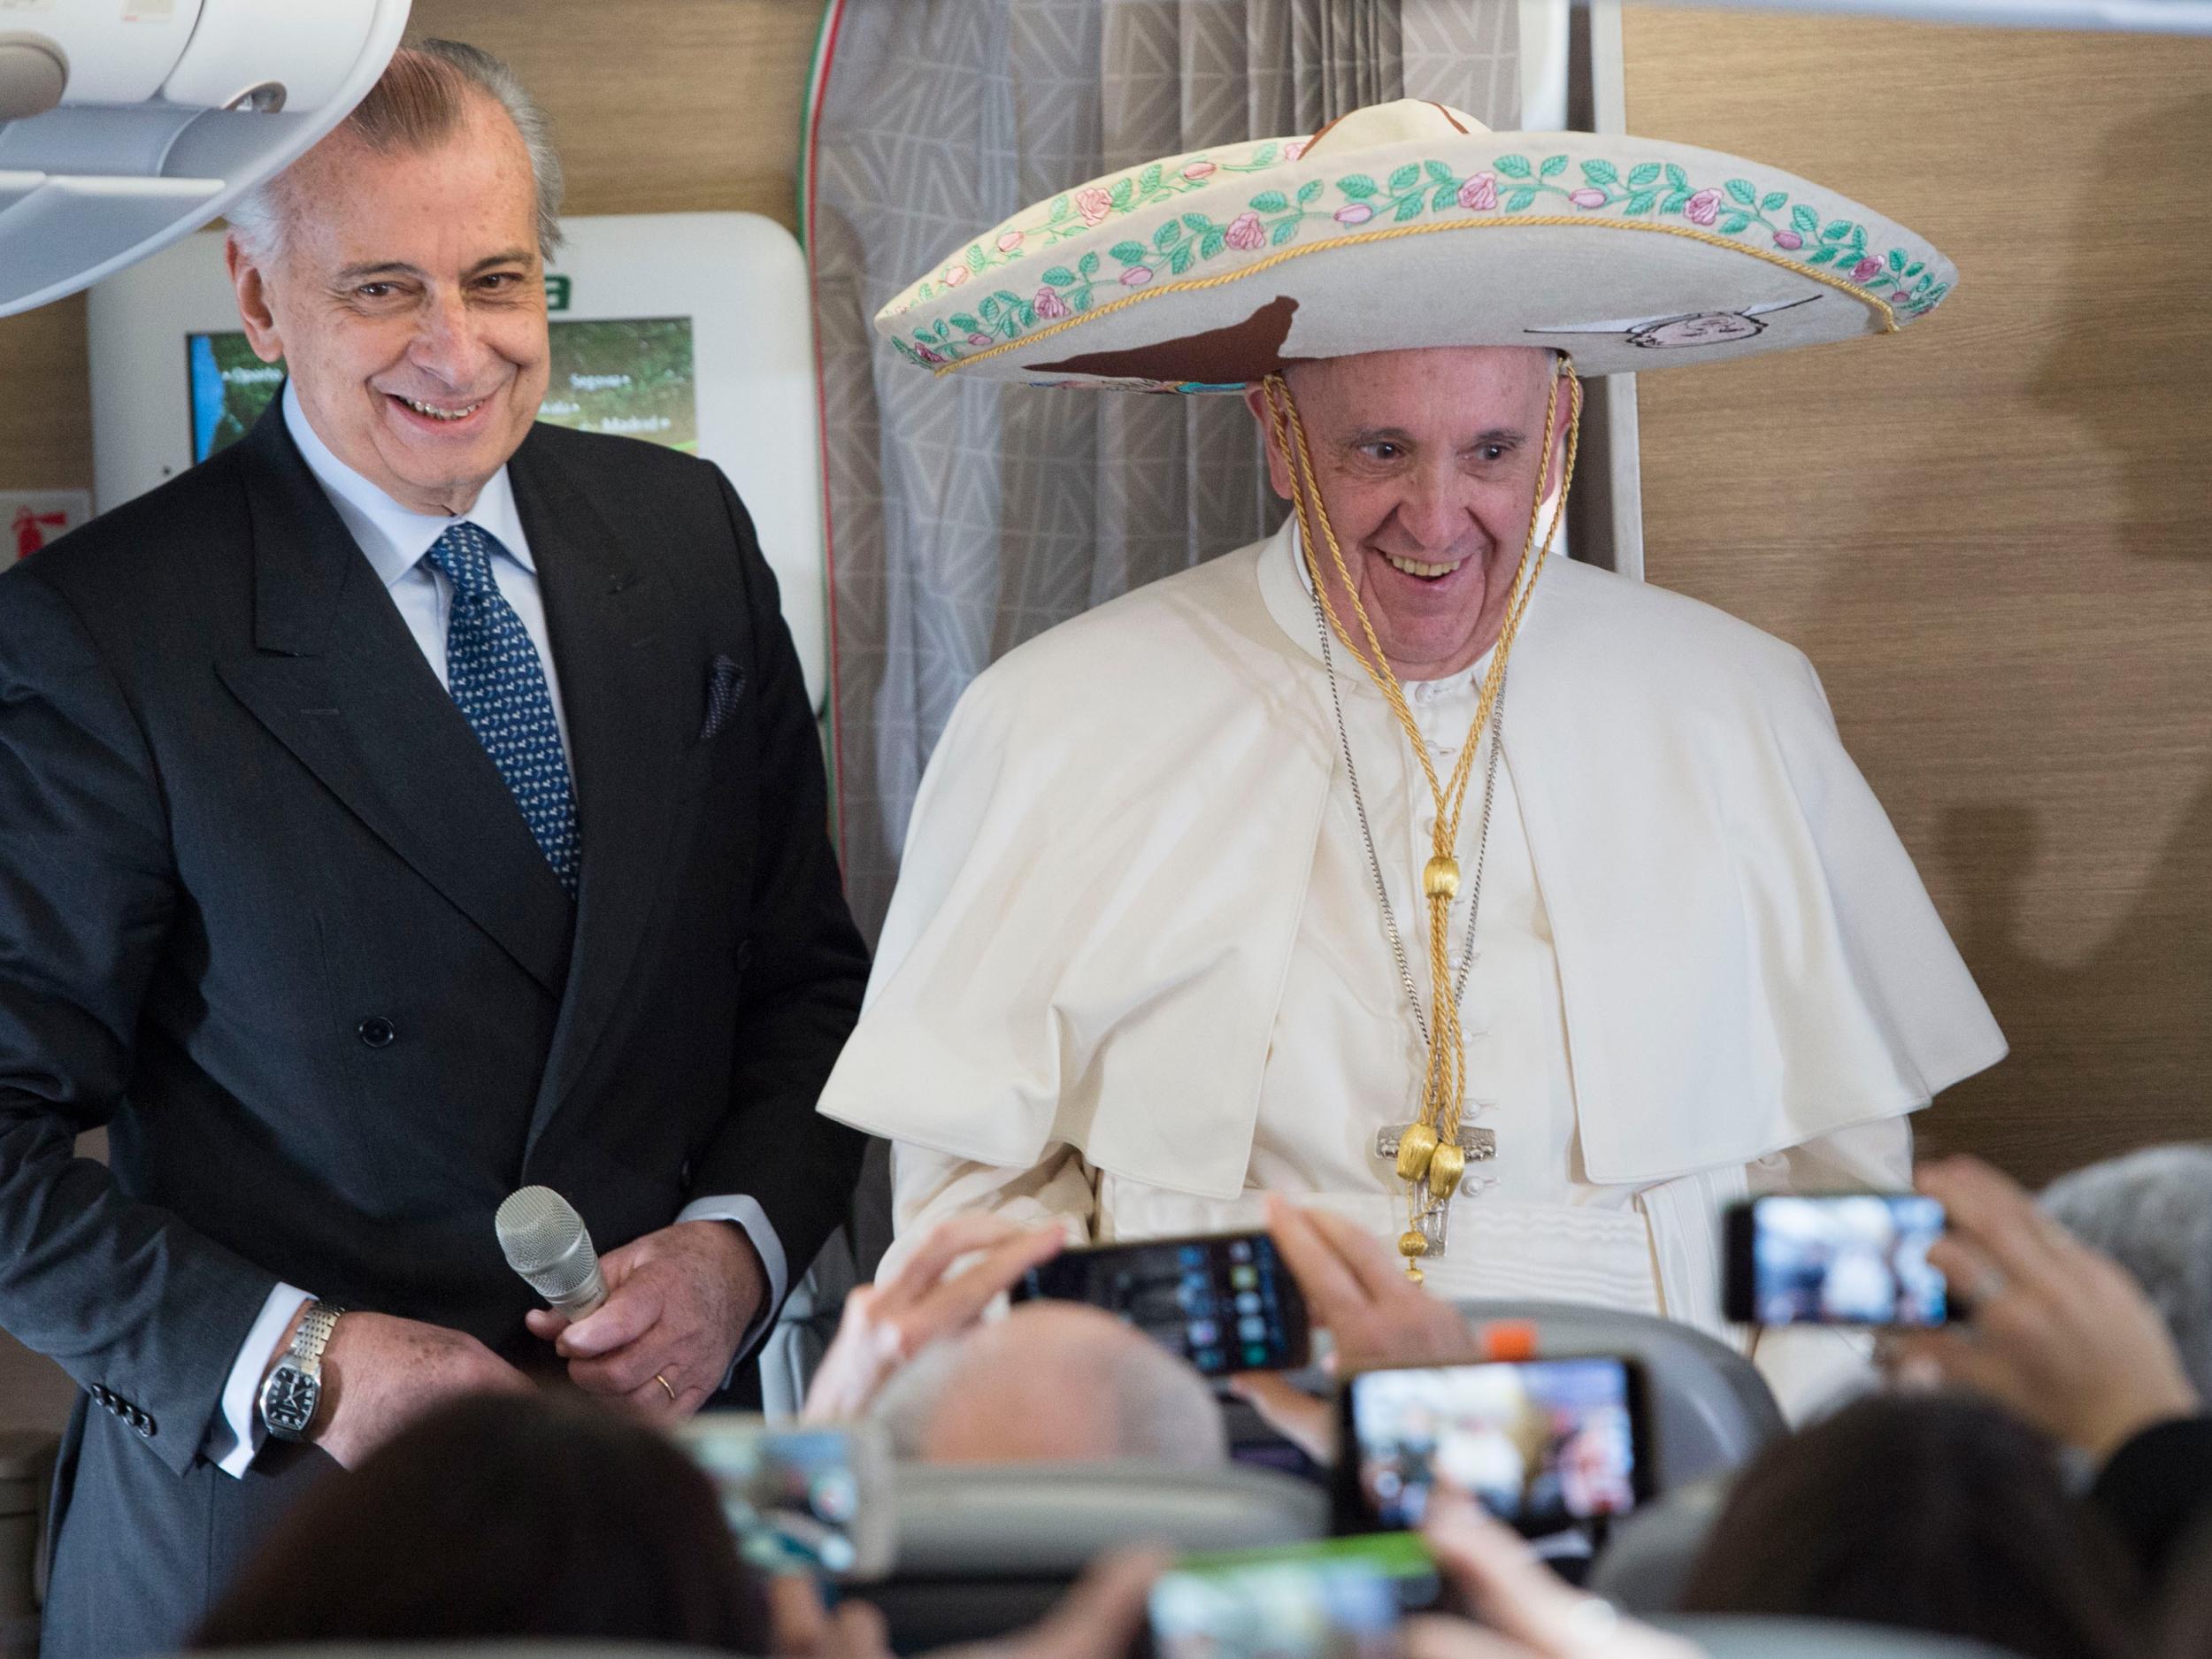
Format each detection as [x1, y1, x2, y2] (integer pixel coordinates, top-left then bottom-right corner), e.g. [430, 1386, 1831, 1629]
[806, 0, 1521, 944]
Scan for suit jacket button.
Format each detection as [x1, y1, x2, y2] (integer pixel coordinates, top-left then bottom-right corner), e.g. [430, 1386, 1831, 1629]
[357, 1017, 396, 1048]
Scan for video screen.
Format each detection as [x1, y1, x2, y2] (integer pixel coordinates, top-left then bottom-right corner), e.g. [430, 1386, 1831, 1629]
[1149, 1551, 1401, 1659]
[1747, 1194, 1947, 1326]
[1345, 1358, 1641, 1533]
[187, 316, 698, 464]
[675, 1421, 872, 1578]
[1015, 1232, 1308, 1375]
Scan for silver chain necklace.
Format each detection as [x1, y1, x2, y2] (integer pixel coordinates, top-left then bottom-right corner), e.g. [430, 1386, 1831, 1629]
[1310, 584, 1504, 1047]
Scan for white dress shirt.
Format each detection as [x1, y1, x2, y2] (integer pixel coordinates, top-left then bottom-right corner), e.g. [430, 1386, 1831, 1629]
[205, 388, 786, 1476]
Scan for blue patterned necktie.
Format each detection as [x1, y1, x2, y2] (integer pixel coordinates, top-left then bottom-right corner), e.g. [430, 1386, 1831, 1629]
[422, 522, 581, 899]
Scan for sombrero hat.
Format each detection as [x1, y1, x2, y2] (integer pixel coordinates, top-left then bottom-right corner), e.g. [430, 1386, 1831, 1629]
[875, 98, 1955, 390]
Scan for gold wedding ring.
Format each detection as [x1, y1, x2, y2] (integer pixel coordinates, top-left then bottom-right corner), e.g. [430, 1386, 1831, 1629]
[654, 1372, 677, 1404]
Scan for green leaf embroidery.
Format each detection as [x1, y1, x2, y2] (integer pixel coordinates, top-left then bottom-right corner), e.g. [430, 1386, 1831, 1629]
[1627, 162, 1663, 189]
[1200, 230, 1226, 258]
[1072, 288, 1091, 313]
[1154, 220, 1182, 250]
[1077, 250, 1100, 278]
[1724, 179, 1757, 205]
[1581, 158, 1619, 186]
[1505, 187, 1538, 212]
[1425, 159, 1456, 184]
[1432, 182, 1459, 210]
[1270, 218, 1301, 246]
[1394, 193, 1425, 222]
[1905, 261, 1924, 278]
[1808, 246, 1838, 265]
[1665, 162, 1690, 191]
[950, 311, 979, 332]
[979, 296, 1000, 320]
[964, 245, 987, 273]
[1338, 173, 1379, 198]
[1887, 248, 1907, 272]
[1110, 179, 1134, 211]
[1495, 154, 1533, 180]
[1791, 204, 1819, 234]
[1719, 212, 1751, 234]
[1110, 240, 1147, 265]
[1624, 189, 1658, 216]
[1041, 266, 1077, 288]
[1540, 154, 1569, 179]
[1662, 190, 1691, 214]
[1820, 220, 1853, 242]
[1248, 190, 1289, 213]
[1139, 163, 1164, 193]
[1388, 163, 1423, 192]
[1048, 194, 1071, 221]
[1182, 213, 1216, 233]
[1168, 244, 1194, 275]
[1253, 142, 1280, 165]
[1296, 180, 1325, 204]
[1761, 191, 1788, 212]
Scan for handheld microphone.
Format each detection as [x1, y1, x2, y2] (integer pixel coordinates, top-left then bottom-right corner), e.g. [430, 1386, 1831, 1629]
[495, 1186, 608, 1319]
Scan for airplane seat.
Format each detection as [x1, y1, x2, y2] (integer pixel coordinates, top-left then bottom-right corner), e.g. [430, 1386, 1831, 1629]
[1450, 1299, 1785, 1493]
[872, 1459, 1325, 1650]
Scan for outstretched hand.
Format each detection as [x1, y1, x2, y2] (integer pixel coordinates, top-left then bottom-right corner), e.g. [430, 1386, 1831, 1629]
[803, 1213, 1067, 1422]
[1886, 1156, 2199, 1463]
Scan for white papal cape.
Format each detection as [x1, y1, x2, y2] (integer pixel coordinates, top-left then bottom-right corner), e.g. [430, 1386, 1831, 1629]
[818, 519, 2006, 1342]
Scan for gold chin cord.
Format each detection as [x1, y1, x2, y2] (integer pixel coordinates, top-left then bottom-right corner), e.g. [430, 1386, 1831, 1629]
[1259, 359, 1584, 1281]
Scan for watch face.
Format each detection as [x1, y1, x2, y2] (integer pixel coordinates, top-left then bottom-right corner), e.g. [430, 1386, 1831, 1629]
[263, 1365, 319, 1435]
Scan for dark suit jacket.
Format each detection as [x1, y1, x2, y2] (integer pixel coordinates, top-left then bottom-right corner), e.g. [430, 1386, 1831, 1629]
[0, 404, 869, 1651]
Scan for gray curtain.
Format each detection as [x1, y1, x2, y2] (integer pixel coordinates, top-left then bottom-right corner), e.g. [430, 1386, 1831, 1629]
[809, 0, 1522, 944]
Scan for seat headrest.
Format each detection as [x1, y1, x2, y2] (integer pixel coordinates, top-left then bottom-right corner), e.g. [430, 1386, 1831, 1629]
[1657, 1615, 2036, 1659]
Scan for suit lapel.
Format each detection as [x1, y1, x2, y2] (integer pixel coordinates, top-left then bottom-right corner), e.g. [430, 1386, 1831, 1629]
[509, 431, 688, 1152]
[215, 405, 574, 995]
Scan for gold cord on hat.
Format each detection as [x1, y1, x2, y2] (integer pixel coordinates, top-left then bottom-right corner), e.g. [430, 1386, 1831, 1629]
[1259, 359, 1583, 1277]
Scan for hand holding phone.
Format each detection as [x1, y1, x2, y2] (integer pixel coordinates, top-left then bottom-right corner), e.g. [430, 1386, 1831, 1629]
[1012, 1230, 1313, 1375]
[670, 1416, 895, 1580]
[1148, 1539, 1431, 1659]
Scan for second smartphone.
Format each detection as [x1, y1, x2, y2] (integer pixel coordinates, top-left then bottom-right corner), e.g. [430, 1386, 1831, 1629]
[1011, 1230, 1313, 1375]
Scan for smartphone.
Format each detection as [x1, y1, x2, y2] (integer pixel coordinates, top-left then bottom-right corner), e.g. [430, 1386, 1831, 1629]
[670, 1415, 895, 1581]
[1333, 1356, 1651, 1537]
[1148, 1537, 1428, 1659]
[1011, 1230, 1312, 1375]
[1722, 1193, 1948, 1326]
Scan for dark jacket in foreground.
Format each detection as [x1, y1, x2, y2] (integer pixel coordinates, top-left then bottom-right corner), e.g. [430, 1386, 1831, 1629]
[0, 405, 870, 1658]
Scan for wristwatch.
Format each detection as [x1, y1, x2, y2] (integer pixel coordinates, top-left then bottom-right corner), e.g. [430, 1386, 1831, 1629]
[257, 1301, 344, 1443]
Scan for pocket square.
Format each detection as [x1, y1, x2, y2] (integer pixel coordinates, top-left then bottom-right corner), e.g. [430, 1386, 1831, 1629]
[701, 653, 747, 741]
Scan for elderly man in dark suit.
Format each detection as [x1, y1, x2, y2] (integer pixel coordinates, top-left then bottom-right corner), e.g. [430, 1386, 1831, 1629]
[0, 39, 868, 1659]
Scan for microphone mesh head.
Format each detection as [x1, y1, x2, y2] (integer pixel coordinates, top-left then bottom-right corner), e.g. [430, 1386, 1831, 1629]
[495, 1186, 600, 1301]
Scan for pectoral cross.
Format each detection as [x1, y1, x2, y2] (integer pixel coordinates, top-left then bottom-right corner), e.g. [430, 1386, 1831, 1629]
[1374, 1124, 1496, 1258]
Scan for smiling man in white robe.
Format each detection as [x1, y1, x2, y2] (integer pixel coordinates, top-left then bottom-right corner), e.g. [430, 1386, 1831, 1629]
[817, 100, 2004, 1394]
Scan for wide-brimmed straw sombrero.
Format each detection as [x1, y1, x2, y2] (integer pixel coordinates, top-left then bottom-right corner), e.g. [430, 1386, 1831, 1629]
[876, 98, 1955, 390]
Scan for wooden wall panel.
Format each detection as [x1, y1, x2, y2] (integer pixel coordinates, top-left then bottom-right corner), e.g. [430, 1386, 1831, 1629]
[1623, 12, 2212, 1182]
[0, 0, 821, 1433]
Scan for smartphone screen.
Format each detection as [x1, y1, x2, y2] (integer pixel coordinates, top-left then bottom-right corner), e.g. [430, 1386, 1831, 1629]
[1148, 1537, 1425, 1659]
[1723, 1193, 1947, 1326]
[1335, 1357, 1647, 1536]
[1012, 1231, 1312, 1375]
[671, 1416, 895, 1580]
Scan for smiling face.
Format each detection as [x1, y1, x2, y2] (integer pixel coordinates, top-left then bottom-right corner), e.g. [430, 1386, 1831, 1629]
[1246, 346, 1571, 682]
[227, 97, 549, 516]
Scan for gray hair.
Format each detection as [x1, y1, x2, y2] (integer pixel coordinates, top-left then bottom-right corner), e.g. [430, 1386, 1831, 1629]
[871, 1322, 1229, 1467]
[2040, 1142, 2212, 1401]
[227, 38, 564, 262]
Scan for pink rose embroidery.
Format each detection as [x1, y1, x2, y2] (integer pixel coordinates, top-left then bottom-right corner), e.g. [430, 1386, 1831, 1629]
[916, 345, 946, 365]
[997, 230, 1024, 252]
[943, 265, 969, 288]
[1685, 188, 1722, 227]
[1225, 211, 1267, 250]
[1569, 188, 1608, 209]
[1076, 187, 1113, 227]
[1283, 139, 1308, 161]
[1850, 256, 1882, 282]
[1183, 161, 1217, 180]
[1458, 172, 1498, 211]
[1120, 265, 1153, 287]
[1034, 288, 1071, 320]
[968, 333, 992, 347]
[1334, 203, 1374, 226]
[1772, 229, 1804, 250]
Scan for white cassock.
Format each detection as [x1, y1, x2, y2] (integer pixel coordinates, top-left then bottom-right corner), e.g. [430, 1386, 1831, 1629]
[818, 518, 2006, 1394]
